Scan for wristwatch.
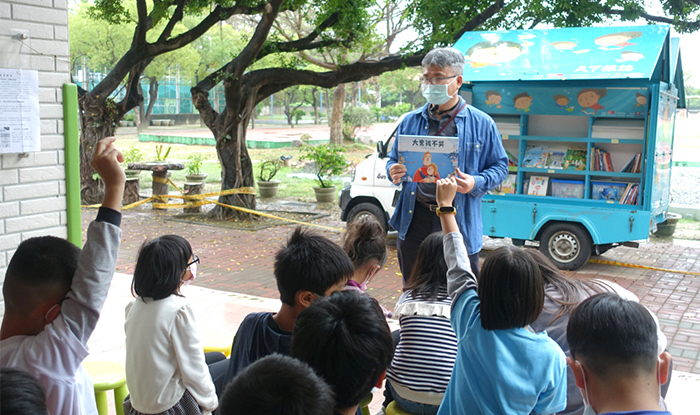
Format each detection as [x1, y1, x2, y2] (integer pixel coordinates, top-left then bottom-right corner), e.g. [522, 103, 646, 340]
[436, 206, 456, 216]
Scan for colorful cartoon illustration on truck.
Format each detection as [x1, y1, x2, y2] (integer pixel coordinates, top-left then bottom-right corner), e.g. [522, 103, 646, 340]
[595, 31, 642, 50]
[617, 51, 645, 62]
[634, 93, 648, 107]
[465, 41, 524, 68]
[485, 90, 503, 108]
[514, 93, 533, 112]
[550, 41, 577, 50]
[577, 88, 607, 115]
[553, 95, 575, 112]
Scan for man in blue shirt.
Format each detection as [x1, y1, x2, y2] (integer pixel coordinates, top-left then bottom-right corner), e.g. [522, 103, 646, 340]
[386, 47, 508, 281]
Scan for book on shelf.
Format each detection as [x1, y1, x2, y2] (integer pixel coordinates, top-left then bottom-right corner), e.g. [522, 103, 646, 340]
[506, 150, 518, 167]
[620, 183, 639, 204]
[563, 146, 587, 170]
[590, 147, 614, 172]
[501, 174, 517, 194]
[522, 145, 549, 168]
[621, 153, 642, 173]
[545, 147, 567, 169]
[527, 176, 549, 196]
[397, 135, 459, 183]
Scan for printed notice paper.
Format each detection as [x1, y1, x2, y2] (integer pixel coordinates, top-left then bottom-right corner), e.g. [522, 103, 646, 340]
[397, 135, 459, 183]
[0, 68, 40, 153]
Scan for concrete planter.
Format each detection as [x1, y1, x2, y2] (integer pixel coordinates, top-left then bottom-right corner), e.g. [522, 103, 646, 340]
[651, 212, 682, 237]
[258, 180, 281, 198]
[185, 173, 208, 184]
[313, 186, 336, 203]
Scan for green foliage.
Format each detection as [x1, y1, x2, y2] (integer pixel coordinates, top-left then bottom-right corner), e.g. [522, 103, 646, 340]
[342, 106, 375, 140]
[122, 146, 145, 165]
[293, 109, 306, 124]
[258, 159, 282, 181]
[186, 153, 206, 175]
[299, 144, 349, 188]
[154, 145, 171, 162]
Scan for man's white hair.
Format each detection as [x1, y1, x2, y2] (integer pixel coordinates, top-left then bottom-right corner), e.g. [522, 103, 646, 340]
[422, 47, 465, 75]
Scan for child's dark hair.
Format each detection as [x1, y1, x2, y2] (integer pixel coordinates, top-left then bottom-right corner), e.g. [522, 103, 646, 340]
[132, 235, 192, 301]
[275, 227, 353, 306]
[478, 245, 544, 330]
[524, 249, 607, 323]
[0, 368, 49, 415]
[404, 232, 448, 301]
[291, 291, 394, 410]
[342, 215, 388, 269]
[3, 236, 81, 314]
[218, 354, 335, 415]
[567, 293, 657, 379]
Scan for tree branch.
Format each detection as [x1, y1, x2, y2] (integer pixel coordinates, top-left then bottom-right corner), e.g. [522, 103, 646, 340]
[134, 0, 150, 46]
[156, 0, 186, 43]
[452, 0, 504, 42]
[256, 12, 342, 60]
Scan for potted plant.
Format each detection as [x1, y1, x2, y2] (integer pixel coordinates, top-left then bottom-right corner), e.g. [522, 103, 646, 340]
[299, 144, 349, 203]
[257, 158, 282, 198]
[185, 153, 208, 184]
[122, 146, 145, 179]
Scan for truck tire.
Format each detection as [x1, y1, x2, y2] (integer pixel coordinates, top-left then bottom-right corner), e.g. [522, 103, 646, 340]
[539, 223, 592, 271]
[347, 203, 388, 234]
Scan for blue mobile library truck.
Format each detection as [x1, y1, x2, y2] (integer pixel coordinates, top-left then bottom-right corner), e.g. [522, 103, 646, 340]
[454, 24, 685, 270]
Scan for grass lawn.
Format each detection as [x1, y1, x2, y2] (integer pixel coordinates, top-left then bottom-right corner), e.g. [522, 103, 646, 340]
[115, 132, 376, 202]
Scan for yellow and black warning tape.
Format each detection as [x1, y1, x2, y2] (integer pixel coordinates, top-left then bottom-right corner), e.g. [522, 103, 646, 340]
[588, 258, 700, 276]
[83, 177, 343, 232]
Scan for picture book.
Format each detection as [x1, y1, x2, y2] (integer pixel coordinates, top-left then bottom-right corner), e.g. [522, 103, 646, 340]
[563, 146, 587, 170]
[527, 176, 549, 196]
[397, 135, 460, 183]
[545, 147, 567, 169]
[522, 145, 548, 168]
[492, 173, 518, 195]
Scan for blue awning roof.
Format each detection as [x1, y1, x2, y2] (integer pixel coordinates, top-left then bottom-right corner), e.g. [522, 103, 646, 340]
[452, 25, 670, 82]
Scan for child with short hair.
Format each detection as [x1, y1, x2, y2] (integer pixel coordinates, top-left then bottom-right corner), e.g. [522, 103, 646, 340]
[0, 137, 124, 415]
[291, 290, 394, 415]
[122, 235, 217, 415]
[567, 293, 673, 415]
[217, 354, 335, 415]
[434, 177, 567, 414]
[209, 227, 354, 396]
[0, 368, 49, 415]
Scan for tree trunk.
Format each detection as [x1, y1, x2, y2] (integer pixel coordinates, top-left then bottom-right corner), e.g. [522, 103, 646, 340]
[192, 89, 256, 221]
[79, 95, 118, 204]
[143, 80, 159, 128]
[330, 84, 346, 145]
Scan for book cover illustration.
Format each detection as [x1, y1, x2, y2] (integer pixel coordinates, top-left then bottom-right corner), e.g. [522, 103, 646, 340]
[563, 146, 587, 170]
[500, 174, 517, 194]
[527, 176, 549, 196]
[397, 135, 460, 183]
[545, 147, 567, 169]
[522, 145, 549, 168]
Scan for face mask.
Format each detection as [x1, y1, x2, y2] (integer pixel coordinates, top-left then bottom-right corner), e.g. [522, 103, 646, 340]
[577, 361, 596, 415]
[421, 77, 458, 106]
[184, 262, 197, 285]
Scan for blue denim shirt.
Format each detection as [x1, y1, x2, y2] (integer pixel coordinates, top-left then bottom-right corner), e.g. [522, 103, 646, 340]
[386, 99, 508, 254]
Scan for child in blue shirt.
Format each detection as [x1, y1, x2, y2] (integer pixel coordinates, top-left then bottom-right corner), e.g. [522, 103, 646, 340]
[434, 177, 567, 414]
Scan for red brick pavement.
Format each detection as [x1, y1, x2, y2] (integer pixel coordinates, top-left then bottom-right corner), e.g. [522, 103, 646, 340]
[82, 203, 700, 374]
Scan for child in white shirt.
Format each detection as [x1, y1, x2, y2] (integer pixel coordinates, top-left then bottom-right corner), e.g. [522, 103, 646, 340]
[123, 235, 217, 415]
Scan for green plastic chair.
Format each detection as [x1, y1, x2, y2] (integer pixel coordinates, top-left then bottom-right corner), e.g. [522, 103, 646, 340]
[83, 361, 128, 415]
[360, 393, 373, 415]
[386, 401, 413, 415]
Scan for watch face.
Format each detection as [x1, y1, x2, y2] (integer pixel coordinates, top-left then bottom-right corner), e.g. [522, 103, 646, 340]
[438, 206, 455, 213]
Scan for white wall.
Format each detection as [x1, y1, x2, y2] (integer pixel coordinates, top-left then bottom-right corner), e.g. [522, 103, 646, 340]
[0, 0, 71, 315]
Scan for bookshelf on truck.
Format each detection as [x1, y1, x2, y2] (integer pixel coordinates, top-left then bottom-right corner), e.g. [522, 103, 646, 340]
[339, 24, 684, 271]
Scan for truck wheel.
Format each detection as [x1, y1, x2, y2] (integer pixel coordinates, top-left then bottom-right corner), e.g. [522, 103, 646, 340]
[347, 203, 388, 234]
[539, 223, 592, 271]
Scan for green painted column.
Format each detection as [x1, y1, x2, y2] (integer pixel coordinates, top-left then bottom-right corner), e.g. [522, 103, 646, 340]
[63, 84, 82, 248]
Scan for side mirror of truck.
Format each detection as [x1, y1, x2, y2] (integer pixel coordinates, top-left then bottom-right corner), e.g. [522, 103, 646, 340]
[377, 141, 387, 158]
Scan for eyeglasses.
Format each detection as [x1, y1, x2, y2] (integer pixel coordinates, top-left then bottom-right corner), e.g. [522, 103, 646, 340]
[187, 254, 200, 268]
[420, 75, 458, 85]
